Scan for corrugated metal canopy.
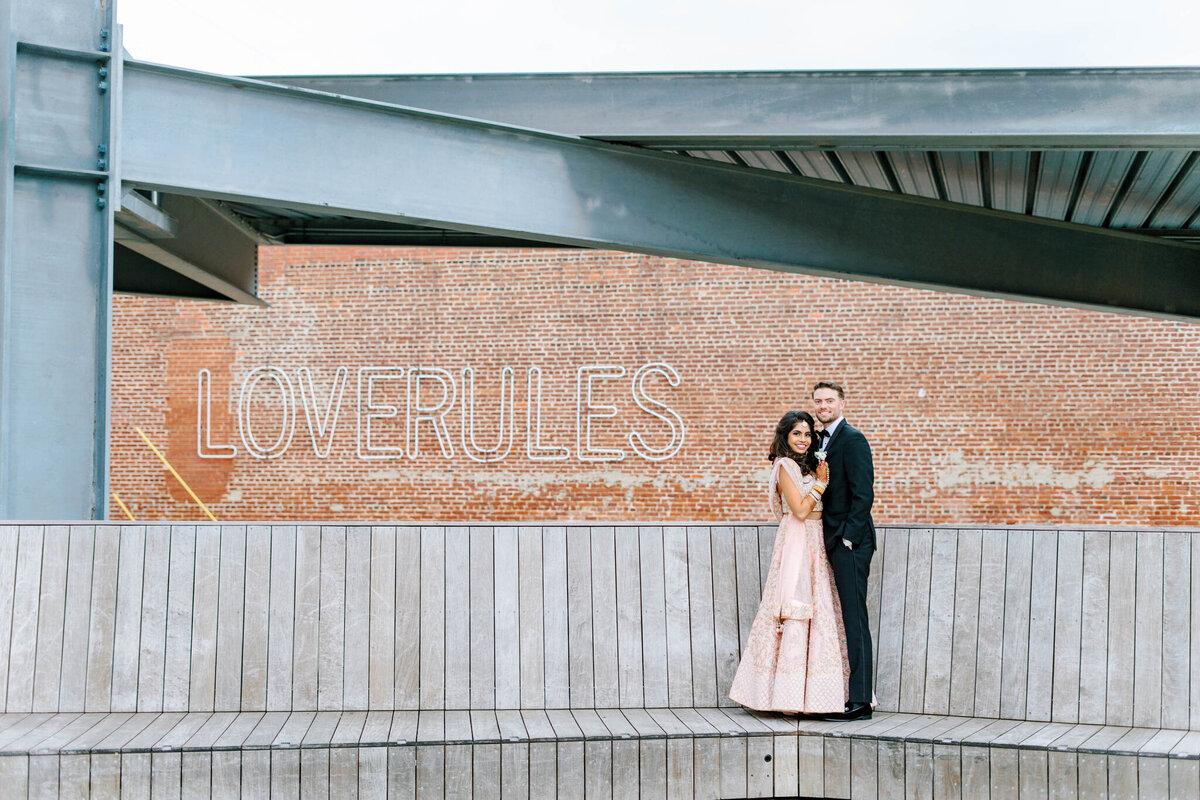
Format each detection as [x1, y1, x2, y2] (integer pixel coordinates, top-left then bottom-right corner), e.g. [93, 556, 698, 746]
[680, 148, 1200, 241]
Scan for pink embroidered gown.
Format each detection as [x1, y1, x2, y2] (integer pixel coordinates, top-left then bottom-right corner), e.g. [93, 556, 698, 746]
[728, 457, 850, 713]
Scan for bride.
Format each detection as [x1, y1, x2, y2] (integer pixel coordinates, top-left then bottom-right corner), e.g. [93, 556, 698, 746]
[729, 410, 850, 714]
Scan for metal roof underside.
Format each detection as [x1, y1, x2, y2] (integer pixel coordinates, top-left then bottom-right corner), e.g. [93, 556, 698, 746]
[221, 69, 1200, 247]
[680, 148, 1200, 239]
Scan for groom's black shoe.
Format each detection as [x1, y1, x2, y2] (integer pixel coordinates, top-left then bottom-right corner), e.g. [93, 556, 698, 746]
[818, 702, 872, 722]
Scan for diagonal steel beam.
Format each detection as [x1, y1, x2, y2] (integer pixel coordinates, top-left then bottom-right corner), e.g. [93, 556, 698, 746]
[121, 62, 1200, 321]
[115, 192, 266, 305]
[266, 68, 1200, 150]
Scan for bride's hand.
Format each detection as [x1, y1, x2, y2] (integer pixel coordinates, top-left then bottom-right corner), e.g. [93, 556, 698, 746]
[816, 461, 829, 482]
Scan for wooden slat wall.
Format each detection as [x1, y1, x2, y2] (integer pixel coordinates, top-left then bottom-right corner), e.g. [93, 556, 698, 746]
[663, 525, 692, 708]
[1026, 530, 1058, 720]
[395, 526, 421, 709]
[468, 526, 496, 710]
[162, 525, 196, 711]
[417, 525, 445, 711]
[293, 525, 321, 710]
[242, 525, 271, 709]
[32, 526, 68, 712]
[591, 526, 620, 708]
[874, 526, 908, 711]
[0, 533, 15, 717]
[687, 526, 718, 708]
[639, 526, 669, 709]
[899, 528, 933, 714]
[614, 526, 644, 709]
[0, 523, 1195, 726]
[973, 529, 1007, 718]
[345, 526, 372, 710]
[947, 529, 981, 717]
[1000, 529, 1034, 721]
[710, 526, 740, 709]
[923, 529, 957, 716]
[517, 526, 545, 709]
[493, 526, 521, 710]
[565, 524, 595, 708]
[868, 525, 1200, 729]
[368, 525, 397, 710]
[541, 527, 570, 708]
[1108, 531, 1138, 726]
[1163, 531, 1191, 731]
[1051, 529, 1084, 723]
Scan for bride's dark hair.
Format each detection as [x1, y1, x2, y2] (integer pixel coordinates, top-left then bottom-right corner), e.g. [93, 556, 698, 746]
[768, 410, 819, 475]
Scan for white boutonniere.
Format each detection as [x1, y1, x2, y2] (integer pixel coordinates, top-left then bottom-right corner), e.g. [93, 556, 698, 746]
[815, 449, 828, 462]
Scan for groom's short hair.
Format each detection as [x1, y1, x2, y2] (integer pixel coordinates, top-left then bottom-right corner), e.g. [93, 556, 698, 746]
[812, 380, 845, 400]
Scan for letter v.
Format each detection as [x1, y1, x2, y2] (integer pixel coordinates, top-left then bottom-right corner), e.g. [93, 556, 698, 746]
[297, 366, 349, 458]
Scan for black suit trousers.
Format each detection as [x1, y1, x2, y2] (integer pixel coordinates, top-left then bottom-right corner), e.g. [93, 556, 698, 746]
[829, 541, 874, 704]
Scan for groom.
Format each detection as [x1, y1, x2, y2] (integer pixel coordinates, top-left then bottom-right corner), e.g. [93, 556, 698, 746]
[813, 381, 875, 720]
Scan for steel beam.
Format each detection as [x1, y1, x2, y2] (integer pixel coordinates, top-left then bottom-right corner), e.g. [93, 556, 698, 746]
[114, 244, 231, 301]
[122, 63, 1200, 321]
[1, 0, 118, 519]
[267, 68, 1200, 150]
[114, 192, 265, 305]
[116, 187, 177, 238]
[251, 216, 576, 248]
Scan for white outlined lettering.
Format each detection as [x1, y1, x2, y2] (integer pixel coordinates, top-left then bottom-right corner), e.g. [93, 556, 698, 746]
[357, 367, 405, 459]
[460, 366, 514, 463]
[576, 365, 626, 462]
[526, 366, 569, 461]
[196, 368, 237, 459]
[238, 367, 295, 459]
[407, 367, 456, 459]
[202, 362, 686, 463]
[629, 362, 685, 461]
[297, 366, 348, 458]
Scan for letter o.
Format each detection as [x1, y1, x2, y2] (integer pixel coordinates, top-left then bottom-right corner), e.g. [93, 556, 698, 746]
[238, 367, 296, 459]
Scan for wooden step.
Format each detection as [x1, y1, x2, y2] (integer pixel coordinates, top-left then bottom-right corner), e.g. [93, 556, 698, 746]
[0, 709, 1195, 798]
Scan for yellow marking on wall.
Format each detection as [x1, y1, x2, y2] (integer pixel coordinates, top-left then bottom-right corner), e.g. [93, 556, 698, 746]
[111, 492, 136, 521]
[133, 426, 218, 522]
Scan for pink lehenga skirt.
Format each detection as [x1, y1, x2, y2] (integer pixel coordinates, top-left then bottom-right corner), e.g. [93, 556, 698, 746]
[728, 514, 850, 713]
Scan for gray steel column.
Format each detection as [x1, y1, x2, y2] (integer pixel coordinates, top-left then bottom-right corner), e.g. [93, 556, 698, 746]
[0, 0, 117, 519]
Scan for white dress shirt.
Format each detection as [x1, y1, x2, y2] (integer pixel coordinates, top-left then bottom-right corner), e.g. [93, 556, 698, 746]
[821, 416, 844, 443]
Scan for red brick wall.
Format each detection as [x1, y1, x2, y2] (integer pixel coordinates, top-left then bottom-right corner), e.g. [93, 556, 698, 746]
[109, 247, 1200, 525]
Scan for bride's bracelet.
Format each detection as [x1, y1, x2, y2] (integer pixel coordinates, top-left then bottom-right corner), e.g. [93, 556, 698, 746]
[808, 489, 823, 502]
[812, 481, 827, 493]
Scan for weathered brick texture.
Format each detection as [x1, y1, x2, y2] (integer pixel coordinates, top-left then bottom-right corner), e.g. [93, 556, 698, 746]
[110, 247, 1200, 525]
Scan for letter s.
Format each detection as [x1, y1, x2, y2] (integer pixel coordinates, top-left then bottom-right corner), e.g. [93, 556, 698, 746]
[629, 362, 685, 461]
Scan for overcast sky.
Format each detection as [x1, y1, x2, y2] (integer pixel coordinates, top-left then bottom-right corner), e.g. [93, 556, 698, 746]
[119, 0, 1199, 76]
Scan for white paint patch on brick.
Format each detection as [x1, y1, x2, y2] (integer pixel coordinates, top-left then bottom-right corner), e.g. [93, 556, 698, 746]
[936, 451, 1116, 489]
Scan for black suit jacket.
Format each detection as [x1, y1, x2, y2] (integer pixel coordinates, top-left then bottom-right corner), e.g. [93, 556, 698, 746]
[820, 420, 876, 554]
